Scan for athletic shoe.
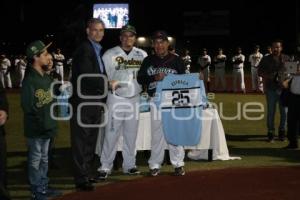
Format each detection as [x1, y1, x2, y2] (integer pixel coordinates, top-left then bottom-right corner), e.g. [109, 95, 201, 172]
[174, 167, 185, 176]
[95, 170, 109, 180]
[125, 168, 141, 175]
[150, 168, 160, 177]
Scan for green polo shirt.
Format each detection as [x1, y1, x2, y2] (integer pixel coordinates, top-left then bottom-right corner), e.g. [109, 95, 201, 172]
[21, 67, 57, 138]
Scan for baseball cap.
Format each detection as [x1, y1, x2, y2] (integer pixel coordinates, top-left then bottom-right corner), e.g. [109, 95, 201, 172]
[152, 30, 168, 41]
[120, 24, 137, 35]
[26, 40, 52, 59]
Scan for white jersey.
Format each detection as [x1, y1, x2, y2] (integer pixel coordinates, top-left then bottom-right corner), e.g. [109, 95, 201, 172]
[53, 53, 65, 66]
[18, 59, 27, 70]
[0, 58, 11, 70]
[232, 54, 245, 69]
[249, 52, 263, 67]
[102, 46, 147, 97]
[214, 54, 226, 69]
[197, 55, 211, 68]
[14, 58, 20, 66]
[182, 55, 191, 65]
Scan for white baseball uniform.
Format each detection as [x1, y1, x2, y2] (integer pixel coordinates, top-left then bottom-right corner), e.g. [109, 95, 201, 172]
[182, 55, 192, 73]
[232, 54, 245, 92]
[53, 53, 65, 83]
[249, 52, 263, 91]
[0, 58, 12, 88]
[214, 54, 227, 91]
[18, 58, 27, 87]
[99, 46, 147, 173]
[197, 55, 211, 82]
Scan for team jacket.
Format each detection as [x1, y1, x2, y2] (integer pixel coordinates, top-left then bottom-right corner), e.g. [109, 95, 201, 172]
[137, 53, 186, 97]
[21, 68, 58, 138]
[102, 46, 147, 97]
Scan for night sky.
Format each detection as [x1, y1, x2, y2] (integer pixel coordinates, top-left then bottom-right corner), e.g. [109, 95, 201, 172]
[1, 0, 299, 56]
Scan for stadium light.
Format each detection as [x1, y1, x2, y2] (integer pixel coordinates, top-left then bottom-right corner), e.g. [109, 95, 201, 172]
[137, 37, 146, 43]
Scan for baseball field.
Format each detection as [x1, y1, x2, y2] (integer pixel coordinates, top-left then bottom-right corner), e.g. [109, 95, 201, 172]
[4, 84, 300, 199]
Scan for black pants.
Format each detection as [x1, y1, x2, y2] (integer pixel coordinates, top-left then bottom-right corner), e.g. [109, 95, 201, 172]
[70, 105, 103, 185]
[287, 93, 300, 146]
[0, 129, 10, 200]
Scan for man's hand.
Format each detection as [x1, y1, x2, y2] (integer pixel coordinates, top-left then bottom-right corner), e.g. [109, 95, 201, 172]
[0, 110, 8, 126]
[154, 73, 165, 81]
[109, 80, 119, 91]
[282, 79, 290, 89]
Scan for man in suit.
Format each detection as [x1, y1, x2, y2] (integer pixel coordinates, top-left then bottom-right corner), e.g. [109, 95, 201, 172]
[70, 18, 107, 191]
[0, 82, 9, 199]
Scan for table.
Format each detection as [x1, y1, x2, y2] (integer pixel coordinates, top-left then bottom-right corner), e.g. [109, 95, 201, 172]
[96, 108, 240, 161]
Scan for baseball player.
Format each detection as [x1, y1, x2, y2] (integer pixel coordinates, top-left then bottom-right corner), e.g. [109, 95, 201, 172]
[249, 45, 263, 92]
[197, 48, 211, 92]
[232, 47, 246, 93]
[137, 30, 186, 177]
[0, 55, 12, 89]
[213, 48, 227, 92]
[97, 25, 147, 180]
[265, 46, 272, 56]
[17, 55, 27, 87]
[182, 49, 192, 73]
[53, 48, 65, 83]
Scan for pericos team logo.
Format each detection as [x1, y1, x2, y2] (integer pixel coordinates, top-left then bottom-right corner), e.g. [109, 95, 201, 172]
[115, 56, 142, 70]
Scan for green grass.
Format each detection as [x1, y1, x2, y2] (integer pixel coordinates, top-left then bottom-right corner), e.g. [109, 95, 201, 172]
[5, 92, 300, 199]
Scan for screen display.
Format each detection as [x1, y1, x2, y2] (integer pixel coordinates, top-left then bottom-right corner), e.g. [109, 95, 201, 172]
[93, 3, 129, 29]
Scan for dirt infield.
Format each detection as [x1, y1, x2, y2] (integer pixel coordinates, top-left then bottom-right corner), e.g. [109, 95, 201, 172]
[56, 166, 300, 200]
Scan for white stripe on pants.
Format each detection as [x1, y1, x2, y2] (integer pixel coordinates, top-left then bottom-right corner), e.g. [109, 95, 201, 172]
[232, 68, 245, 92]
[214, 68, 226, 90]
[55, 65, 64, 82]
[251, 67, 258, 90]
[0, 70, 12, 88]
[148, 100, 185, 169]
[19, 68, 25, 87]
[100, 94, 139, 173]
[251, 67, 264, 92]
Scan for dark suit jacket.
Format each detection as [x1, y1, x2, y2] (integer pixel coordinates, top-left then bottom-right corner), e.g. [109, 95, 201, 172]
[71, 39, 107, 107]
[0, 84, 8, 132]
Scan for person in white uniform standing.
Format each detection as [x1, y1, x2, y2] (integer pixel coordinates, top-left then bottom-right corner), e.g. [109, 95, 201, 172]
[182, 49, 192, 73]
[53, 48, 65, 83]
[213, 48, 227, 92]
[17, 55, 27, 87]
[232, 47, 246, 93]
[97, 25, 147, 180]
[0, 55, 12, 89]
[197, 48, 211, 92]
[249, 45, 263, 93]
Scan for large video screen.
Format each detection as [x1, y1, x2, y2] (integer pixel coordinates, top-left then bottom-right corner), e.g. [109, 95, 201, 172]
[93, 3, 129, 29]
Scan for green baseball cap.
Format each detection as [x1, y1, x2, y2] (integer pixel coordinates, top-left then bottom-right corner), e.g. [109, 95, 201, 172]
[120, 24, 137, 35]
[26, 40, 52, 59]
